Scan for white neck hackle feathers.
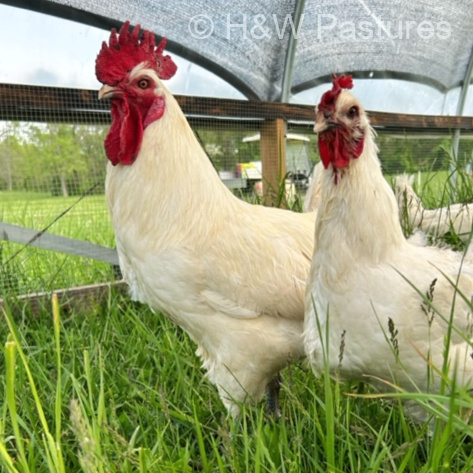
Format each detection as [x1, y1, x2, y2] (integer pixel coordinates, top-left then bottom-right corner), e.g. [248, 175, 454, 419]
[313, 123, 405, 287]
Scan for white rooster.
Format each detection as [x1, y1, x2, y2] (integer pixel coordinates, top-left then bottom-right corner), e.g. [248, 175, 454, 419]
[395, 173, 473, 243]
[95, 22, 316, 416]
[304, 75, 473, 421]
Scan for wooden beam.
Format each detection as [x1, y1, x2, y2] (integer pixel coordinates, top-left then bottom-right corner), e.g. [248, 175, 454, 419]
[0, 281, 128, 317]
[260, 118, 286, 206]
[367, 111, 470, 130]
[2, 83, 473, 130]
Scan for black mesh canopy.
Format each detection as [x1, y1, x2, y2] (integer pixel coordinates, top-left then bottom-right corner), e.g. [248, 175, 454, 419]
[4, 0, 473, 109]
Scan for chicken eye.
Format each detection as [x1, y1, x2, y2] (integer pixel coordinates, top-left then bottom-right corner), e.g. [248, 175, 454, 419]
[137, 78, 150, 90]
[348, 106, 358, 118]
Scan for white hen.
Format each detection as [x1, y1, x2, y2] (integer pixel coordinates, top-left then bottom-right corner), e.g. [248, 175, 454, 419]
[395, 173, 473, 243]
[304, 75, 473, 421]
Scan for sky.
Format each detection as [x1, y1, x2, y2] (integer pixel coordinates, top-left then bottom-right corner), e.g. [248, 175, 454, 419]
[1, 3, 472, 115]
[0, 3, 245, 99]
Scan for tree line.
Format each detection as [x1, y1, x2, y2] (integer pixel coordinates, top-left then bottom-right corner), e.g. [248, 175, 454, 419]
[0, 122, 108, 197]
[0, 121, 469, 198]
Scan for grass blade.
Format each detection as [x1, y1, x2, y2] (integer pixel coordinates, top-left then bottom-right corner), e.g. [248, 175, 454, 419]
[5, 337, 29, 472]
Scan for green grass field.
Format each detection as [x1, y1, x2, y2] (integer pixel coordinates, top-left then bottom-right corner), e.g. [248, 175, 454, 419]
[2, 170, 473, 472]
[0, 168, 467, 296]
[0, 192, 116, 294]
[1, 289, 473, 472]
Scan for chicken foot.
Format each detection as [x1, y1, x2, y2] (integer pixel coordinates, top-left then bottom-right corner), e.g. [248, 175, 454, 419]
[265, 374, 282, 418]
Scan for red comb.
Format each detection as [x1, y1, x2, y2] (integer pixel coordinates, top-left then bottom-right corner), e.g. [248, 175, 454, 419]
[95, 21, 177, 85]
[318, 74, 354, 112]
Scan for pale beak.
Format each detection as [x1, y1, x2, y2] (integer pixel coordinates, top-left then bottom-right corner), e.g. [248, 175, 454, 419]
[314, 119, 339, 134]
[98, 84, 119, 100]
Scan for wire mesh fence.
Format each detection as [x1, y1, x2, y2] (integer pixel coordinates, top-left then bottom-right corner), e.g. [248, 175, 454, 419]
[1, 83, 473, 296]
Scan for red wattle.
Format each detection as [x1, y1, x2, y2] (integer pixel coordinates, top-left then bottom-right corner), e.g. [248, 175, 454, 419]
[105, 98, 143, 166]
[104, 96, 165, 166]
[143, 96, 165, 128]
[318, 134, 333, 169]
[318, 128, 364, 174]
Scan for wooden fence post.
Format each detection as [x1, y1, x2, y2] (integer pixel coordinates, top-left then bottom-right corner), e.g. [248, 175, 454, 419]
[260, 118, 286, 206]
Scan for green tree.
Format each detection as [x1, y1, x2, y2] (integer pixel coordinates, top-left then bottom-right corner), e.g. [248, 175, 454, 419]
[0, 123, 27, 191]
[27, 124, 86, 196]
[74, 125, 108, 194]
